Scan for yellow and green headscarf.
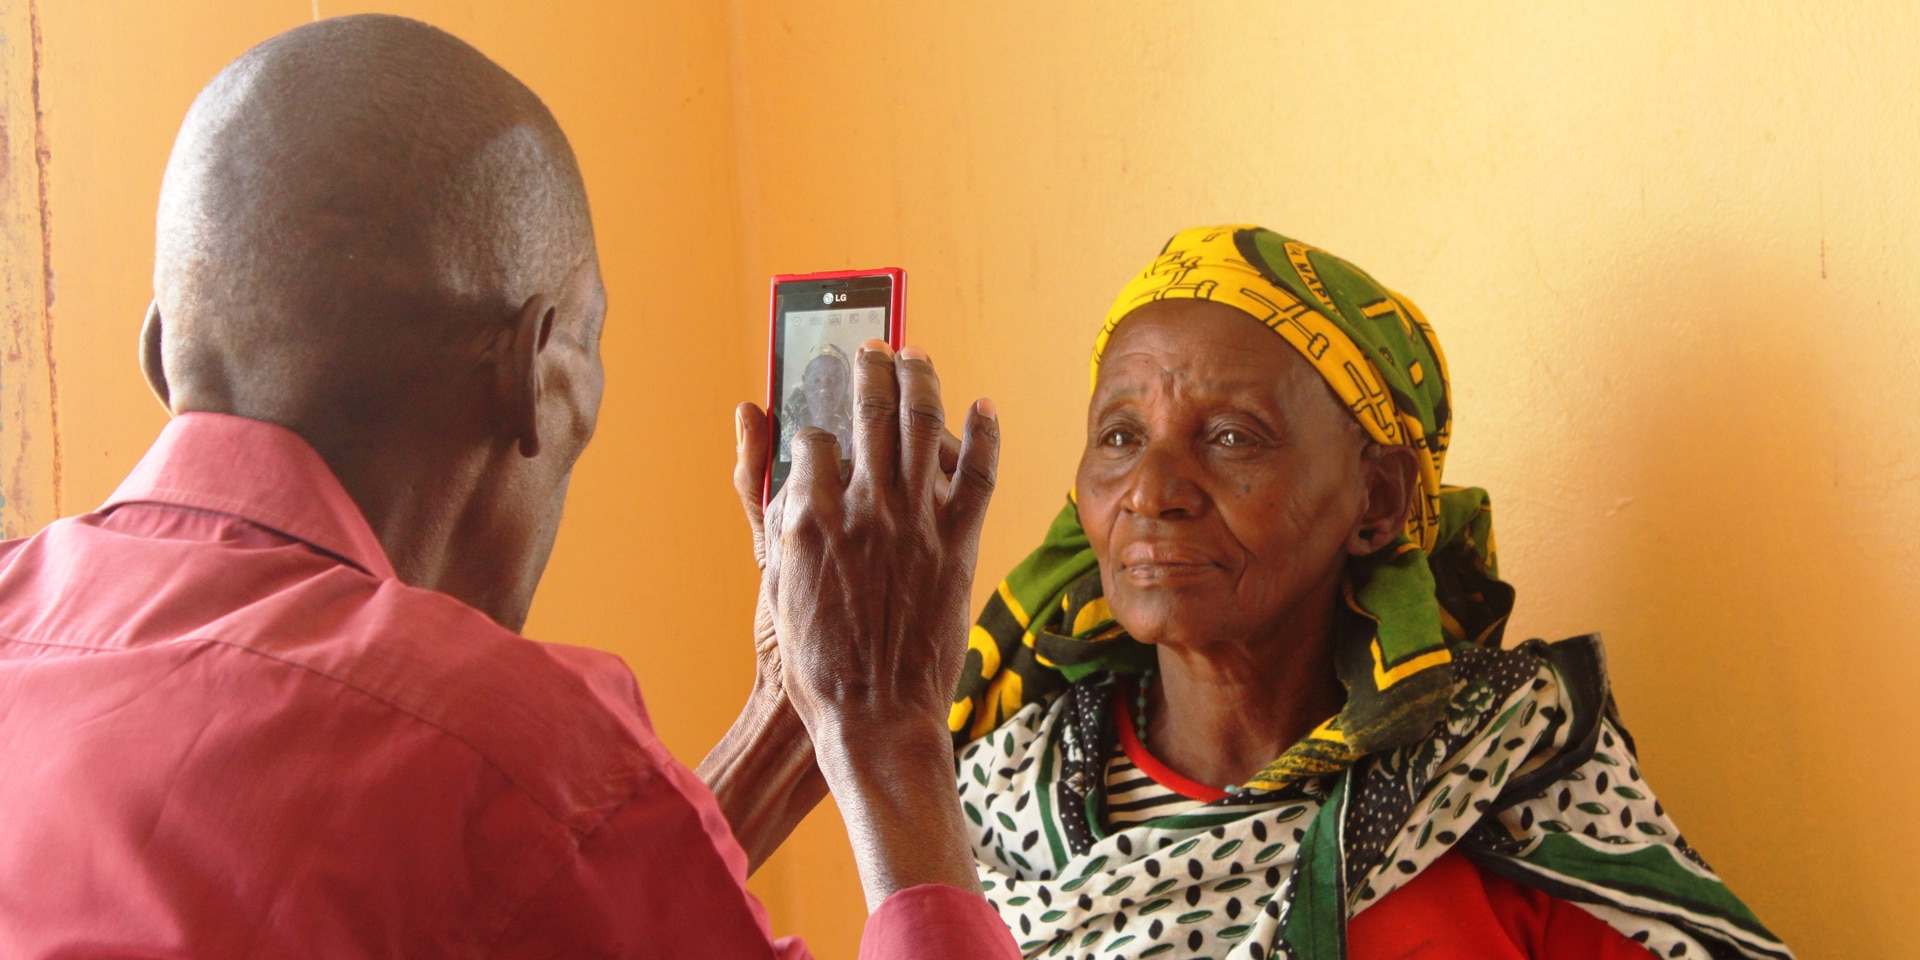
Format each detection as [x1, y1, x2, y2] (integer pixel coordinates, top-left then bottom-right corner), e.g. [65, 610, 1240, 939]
[950, 225, 1515, 789]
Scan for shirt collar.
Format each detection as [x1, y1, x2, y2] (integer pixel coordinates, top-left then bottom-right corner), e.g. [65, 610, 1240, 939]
[103, 411, 397, 580]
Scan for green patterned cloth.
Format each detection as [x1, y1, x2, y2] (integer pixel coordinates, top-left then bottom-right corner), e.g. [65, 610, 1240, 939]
[951, 226, 1790, 958]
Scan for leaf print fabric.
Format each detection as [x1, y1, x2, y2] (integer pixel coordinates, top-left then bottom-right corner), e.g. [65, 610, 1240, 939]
[960, 637, 1791, 960]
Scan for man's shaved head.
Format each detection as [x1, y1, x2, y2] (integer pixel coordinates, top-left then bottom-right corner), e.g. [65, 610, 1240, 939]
[153, 13, 598, 428]
[146, 14, 608, 629]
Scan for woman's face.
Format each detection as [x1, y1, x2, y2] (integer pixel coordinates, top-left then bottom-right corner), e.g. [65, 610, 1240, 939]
[802, 354, 849, 421]
[1075, 299, 1374, 654]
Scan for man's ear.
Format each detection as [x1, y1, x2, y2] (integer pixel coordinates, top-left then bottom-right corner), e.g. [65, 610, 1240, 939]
[139, 301, 172, 413]
[1346, 443, 1420, 556]
[498, 294, 556, 459]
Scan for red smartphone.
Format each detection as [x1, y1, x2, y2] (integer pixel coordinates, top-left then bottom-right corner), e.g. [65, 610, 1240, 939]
[765, 267, 907, 503]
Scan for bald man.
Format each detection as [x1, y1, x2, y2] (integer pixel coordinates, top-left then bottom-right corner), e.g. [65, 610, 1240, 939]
[0, 15, 1016, 959]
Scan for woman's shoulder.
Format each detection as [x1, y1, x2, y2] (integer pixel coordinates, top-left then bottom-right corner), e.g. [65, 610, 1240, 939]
[1453, 634, 1610, 709]
[1422, 634, 1669, 839]
[1411, 639, 1788, 957]
[1445, 635, 1621, 782]
[1347, 636, 1638, 889]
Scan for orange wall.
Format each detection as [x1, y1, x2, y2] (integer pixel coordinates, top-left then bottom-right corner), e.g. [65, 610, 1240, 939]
[9, 2, 1919, 957]
[729, 2, 1920, 956]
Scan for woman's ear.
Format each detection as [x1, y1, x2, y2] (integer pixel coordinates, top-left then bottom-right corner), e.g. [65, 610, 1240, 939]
[139, 301, 172, 413]
[1346, 443, 1420, 556]
[495, 294, 556, 459]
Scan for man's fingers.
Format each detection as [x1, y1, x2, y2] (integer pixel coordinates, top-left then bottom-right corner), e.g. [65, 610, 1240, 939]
[933, 426, 963, 501]
[945, 399, 999, 533]
[785, 427, 846, 527]
[895, 344, 945, 495]
[938, 427, 962, 476]
[733, 404, 771, 562]
[851, 341, 900, 490]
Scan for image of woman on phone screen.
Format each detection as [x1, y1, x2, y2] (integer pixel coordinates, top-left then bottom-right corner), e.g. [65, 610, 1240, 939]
[780, 342, 855, 456]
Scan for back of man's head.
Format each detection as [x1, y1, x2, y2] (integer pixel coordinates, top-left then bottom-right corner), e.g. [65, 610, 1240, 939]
[147, 15, 607, 628]
[153, 13, 596, 438]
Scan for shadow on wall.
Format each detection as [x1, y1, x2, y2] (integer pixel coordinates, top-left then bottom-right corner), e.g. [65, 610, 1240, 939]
[1562, 241, 1915, 954]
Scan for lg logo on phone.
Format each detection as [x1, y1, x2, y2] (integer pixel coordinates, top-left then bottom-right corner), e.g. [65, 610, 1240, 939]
[822, 292, 847, 305]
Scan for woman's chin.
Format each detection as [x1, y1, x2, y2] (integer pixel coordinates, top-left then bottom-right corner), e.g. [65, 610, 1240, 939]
[1109, 591, 1237, 650]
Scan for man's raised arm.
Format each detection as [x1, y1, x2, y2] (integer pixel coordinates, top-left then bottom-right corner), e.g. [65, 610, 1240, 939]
[708, 338, 1018, 957]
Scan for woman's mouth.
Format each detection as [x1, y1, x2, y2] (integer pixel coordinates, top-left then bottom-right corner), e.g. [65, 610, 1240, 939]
[1115, 543, 1222, 582]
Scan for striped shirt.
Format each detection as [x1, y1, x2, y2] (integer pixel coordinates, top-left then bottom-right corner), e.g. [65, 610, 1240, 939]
[1105, 685, 1228, 829]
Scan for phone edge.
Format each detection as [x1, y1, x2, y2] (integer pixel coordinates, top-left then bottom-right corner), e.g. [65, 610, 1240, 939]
[764, 267, 907, 506]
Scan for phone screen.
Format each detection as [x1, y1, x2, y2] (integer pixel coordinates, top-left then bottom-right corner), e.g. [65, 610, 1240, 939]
[768, 272, 897, 499]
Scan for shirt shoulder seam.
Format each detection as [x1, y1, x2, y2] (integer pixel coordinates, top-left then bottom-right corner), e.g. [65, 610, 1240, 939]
[0, 630, 648, 833]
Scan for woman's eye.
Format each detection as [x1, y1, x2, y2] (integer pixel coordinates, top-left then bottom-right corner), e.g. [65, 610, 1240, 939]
[1100, 428, 1135, 448]
[1216, 429, 1252, 447]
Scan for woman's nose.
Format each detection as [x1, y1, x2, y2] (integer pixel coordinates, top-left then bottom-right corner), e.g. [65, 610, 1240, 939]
[1121, 443, 1207, 520]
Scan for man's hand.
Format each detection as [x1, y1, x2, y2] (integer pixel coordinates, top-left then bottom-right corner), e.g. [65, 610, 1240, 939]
[693, 403, 828, 875]
[730, 399, 966, 702]
[703, 358, 989, 881]
[773, 340, 999, 909]
[773, 341, 997, 738]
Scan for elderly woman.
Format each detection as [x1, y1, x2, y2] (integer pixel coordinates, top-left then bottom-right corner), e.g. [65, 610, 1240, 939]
[781, 342, 856, 455]
[949, 226, 1789, 960]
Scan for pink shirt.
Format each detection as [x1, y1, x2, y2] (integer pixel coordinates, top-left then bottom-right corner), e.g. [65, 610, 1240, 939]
[0, 412, 1017, 960]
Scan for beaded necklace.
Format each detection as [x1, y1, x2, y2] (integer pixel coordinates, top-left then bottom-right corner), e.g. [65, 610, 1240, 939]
[1128, 666, 1242, 795]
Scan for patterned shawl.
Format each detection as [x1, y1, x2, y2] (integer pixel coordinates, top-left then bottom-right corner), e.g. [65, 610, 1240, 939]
[959, 638, 1788, 959]
[950, 226, 1790, 958]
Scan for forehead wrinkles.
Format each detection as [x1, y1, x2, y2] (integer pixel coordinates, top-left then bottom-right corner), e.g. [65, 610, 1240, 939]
[1093, 340, 1295, 412]
[1092, 332, 1367, 450]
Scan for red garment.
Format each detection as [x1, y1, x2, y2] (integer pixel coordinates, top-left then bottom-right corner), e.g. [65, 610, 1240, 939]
[1349, 851, 1653, 958]
[1113, 688, 1227, 802]
[0, 412, 1017, 960]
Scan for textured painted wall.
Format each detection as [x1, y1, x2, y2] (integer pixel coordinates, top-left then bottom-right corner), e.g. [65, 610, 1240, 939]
[728, 3, 1920, 956]
[0, 0, 54, 539]
[10, 2, 1917, 955]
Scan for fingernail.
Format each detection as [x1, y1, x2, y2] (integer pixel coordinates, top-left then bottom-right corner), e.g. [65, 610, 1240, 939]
[977, 397, 997, 419]
[734, 408, 746, 446]
[860, 339, 893, 358]
[899, 344, 929, 361]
